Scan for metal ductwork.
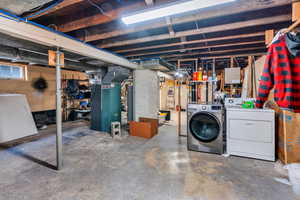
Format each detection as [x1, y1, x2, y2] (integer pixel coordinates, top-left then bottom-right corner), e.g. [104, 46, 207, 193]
[0, 44, 100, 71]
[102, 66, 131, 84]
[139, 58, 176, 72]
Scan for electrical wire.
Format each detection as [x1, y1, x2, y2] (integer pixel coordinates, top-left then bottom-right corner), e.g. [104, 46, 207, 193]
[87, 0, 110, 17]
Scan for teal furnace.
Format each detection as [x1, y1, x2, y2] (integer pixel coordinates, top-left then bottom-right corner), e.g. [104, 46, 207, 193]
[91, 83, 121, 133]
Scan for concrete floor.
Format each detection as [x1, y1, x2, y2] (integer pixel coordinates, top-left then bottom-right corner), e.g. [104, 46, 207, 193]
[0, 120, 297, 200]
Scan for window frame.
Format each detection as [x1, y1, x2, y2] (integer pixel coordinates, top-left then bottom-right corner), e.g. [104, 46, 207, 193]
[0, 63, 27, 80]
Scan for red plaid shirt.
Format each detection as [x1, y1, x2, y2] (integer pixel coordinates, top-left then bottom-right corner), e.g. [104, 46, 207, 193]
[256, 36, 300, 112]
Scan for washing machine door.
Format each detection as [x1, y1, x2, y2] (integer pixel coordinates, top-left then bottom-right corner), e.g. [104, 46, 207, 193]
[189, 112, 221, 143]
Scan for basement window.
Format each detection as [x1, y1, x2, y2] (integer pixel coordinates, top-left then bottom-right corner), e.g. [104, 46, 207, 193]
[0, 65, 24, 80]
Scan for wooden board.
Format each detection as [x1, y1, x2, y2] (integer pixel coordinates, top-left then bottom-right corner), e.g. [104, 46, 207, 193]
[265, 30, 275, 45]
[48, 50, 65, 67]
[293, 1, 300, 22]
[0, 61, 88, 112]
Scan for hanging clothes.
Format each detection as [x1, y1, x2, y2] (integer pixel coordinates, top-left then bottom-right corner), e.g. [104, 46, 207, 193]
[286, 32, 300, 56]
[256, 33, 300, 113]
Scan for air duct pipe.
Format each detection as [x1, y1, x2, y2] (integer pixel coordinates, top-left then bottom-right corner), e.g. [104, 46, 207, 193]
[0, 44, 99, 71]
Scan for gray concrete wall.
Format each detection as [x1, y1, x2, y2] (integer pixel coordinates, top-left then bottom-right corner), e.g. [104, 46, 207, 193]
[133, 69, 159, 121]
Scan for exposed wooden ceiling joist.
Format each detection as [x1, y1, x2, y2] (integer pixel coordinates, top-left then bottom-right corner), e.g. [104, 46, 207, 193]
[115, 32, 265, 53]
[79, 0, 291, 42]
[99, 14, 290, 48]
[198, 53, 265, 60]
[162, 47, 266, 59]
[57, 2, 146, 32]
[125, 41, 265, 58]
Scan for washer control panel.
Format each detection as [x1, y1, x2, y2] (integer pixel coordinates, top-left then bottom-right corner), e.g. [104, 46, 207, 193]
[212, 105, 222, 110]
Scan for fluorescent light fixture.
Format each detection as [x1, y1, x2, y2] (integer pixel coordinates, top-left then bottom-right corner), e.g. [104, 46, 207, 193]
[122, 0, 236, 25]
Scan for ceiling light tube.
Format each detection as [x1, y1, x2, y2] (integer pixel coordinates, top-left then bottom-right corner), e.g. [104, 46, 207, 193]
[122, 0, 236, 25]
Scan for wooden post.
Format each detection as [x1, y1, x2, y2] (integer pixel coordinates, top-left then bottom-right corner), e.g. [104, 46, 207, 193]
[248, 56, 253, 97]
[293, 1, 300, 22]
[265, 30, 275, 46]
[230, 57, 234, 97]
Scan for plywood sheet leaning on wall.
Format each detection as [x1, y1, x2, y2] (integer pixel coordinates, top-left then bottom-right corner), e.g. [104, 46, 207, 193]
[0, 61, 88, 112]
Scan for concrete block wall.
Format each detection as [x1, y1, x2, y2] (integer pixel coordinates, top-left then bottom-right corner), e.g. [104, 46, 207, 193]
[133, 69, 159, 121]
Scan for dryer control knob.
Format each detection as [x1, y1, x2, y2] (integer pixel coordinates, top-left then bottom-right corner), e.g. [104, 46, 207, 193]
[202, 106, 207, 110]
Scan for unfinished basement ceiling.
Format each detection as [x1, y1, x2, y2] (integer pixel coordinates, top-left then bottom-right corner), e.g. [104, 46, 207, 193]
[0, 0, 295, 69]
[17, 0, 292, 69]
[0, 0, 140, 71]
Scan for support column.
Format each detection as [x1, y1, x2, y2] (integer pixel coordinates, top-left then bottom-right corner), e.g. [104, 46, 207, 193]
[212, 58, 216, 101]
[177, 60, 182, 139]
[55, 48, 63, 170]
[177, 80, 181, 138]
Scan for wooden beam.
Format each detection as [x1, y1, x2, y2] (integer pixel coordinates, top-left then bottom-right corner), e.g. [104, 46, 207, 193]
[161, 47, 266, 59]
[57, 2, 146, 32]
[80, 0, 291, 42]
[100, 14, 291, 48]
[125, 41, 265, 57]
[198, 53, 265, 60]
[0, 14, 137, 69]
[24, 0, 96, 20]
[116, 32, 265, 53]
[177, 58, 198, 62]
[167, 53, 265, 62]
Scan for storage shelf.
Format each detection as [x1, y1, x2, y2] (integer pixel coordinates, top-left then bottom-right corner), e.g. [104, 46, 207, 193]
[189, 80, 218, 84]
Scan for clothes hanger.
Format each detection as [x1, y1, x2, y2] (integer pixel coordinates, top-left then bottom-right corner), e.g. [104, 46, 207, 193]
[267, 19, 300, 47]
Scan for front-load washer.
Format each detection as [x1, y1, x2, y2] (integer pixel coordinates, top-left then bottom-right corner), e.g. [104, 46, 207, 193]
[187, 104, 224, 154]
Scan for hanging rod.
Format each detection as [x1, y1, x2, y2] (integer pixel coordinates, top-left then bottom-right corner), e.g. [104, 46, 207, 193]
[286, 19, 300, 32]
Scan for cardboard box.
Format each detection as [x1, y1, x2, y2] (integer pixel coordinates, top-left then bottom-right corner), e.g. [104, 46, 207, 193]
[129, 121, 155, 139]
[266, 101, 300, 164]
[139, 117, 158, 135]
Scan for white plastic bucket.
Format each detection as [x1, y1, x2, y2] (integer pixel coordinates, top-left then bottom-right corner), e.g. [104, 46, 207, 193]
[288, 164, 300, 196]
